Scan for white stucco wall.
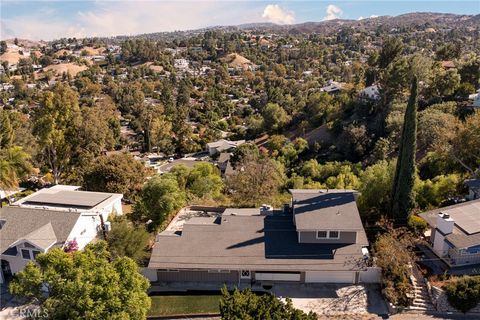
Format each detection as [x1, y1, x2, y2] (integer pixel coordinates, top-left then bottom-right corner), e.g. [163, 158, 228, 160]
[433, 232, 450, 257]
[66, 214, 102, 250]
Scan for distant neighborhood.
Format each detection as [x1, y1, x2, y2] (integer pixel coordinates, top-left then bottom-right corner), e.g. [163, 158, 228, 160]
[1, 9, 480, 320]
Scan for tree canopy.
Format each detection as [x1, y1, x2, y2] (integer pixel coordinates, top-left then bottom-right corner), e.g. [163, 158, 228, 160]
[9, 241, 151, 320]
[219, 287, 317, 320]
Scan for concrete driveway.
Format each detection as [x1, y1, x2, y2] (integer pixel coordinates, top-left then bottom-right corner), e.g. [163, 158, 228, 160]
[273, 283, 388, 317]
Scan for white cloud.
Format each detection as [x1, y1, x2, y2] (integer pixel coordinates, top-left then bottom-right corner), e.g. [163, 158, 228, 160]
[358, 14, 379, 21]
[323, 4, 343, 21]
[262, 4, 295, 25]
[1, 1, 260, 40]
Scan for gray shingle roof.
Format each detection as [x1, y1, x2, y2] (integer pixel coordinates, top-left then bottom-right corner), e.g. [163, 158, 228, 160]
[290, 190, 364, 231]
[18, 222, 57, 250]
[420, 199, 480, 249]
[149, 214, 368, 272]
[0, 206, 81, 253]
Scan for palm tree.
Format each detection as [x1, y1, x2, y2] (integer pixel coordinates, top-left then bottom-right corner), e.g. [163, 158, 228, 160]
[0, 159, 17, 189]
[0, 146, 33, 189]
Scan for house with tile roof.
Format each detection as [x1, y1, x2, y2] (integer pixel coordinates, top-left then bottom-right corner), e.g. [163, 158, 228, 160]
[0, 185, 123, 283]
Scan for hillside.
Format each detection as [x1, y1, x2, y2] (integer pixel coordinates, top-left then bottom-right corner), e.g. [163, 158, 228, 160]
[106, 12, 479, 43]
[221, 53, 253, 70]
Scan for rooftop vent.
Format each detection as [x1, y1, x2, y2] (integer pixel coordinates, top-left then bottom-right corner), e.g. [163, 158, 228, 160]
[442, 213, 450, 219]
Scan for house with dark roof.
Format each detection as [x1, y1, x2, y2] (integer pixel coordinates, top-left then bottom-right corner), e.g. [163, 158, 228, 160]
[420, 199, 480, 268]
[320, 80, 345, 94]
[148, 189, 375, 289]
[0, 185, 123, 284]
[206, 139, 245, 156]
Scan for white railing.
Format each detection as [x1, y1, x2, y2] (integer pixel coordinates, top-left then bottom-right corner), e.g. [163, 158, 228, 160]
[448, 248, 480, 266]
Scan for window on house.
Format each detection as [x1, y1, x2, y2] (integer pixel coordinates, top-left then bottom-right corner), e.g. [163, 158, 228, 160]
[32, 250, 41, 260]
[3, 246, 17, 256]
[329, 231, 340, 239]
[316, 231, 328, 239]
[23, 242, 35, 248]
[316, 230, 340, 239]
[21, 249, 31, 260]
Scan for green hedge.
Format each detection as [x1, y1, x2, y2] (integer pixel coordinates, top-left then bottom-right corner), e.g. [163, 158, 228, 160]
[444, 276, 480, 313]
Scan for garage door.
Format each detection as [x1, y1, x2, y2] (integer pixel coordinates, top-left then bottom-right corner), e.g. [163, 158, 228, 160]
[255, 272, 301, 281]
[305, 271, 355, 283]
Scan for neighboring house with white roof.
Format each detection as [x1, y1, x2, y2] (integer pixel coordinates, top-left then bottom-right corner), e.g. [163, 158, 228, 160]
[359, 85, 380, 102]
[0, 185, 123, 283]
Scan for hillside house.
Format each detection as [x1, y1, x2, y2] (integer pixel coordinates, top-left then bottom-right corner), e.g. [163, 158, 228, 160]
[206, 139, 245, 156]
[359, 85, 380, 102]
[0, 185, 123, 283]
[420, 200, 480, 268]
[320, 80, 345, 94]
[148, 189, 376, 289]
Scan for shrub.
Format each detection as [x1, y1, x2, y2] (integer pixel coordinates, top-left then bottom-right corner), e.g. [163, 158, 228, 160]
[220, 287, 316, 319]
[407, 215, 428, 235]
[373, 231, 414, 307]
[444, 276, 480, 313]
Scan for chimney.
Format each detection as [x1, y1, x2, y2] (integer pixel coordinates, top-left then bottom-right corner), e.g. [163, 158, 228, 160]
[436, 212, 454, 235]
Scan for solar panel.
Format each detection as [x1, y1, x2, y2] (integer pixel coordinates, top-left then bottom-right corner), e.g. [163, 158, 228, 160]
[25, 191, 112, 209]
[445, 202, 480, 235]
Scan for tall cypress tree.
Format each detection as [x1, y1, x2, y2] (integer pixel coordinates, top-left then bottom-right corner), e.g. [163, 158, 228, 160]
[391, 76, 418, 224]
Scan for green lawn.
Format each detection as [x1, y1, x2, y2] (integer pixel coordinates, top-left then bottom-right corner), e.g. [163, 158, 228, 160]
[148, 294, 220, 316]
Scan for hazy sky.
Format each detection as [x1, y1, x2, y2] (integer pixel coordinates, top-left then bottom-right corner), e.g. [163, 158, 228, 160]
[1, 1, 479, 40]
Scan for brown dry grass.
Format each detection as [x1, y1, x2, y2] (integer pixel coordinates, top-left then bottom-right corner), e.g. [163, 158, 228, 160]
[82, 46, 105, 55]
[222, 53, 253, 70]
[0, 51, 23, 64]
[40, 63, 88, 78]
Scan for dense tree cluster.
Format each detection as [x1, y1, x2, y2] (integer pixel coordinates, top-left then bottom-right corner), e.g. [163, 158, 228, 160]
[9, 242, 151, 320]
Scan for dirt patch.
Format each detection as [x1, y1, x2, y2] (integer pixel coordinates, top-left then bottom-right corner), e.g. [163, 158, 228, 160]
[141, 62, 164, 73]
[40, 63, 88, 78]
[54, 49, 72, 57]
[0, 52, 24, 65]
[222, 53, 253, 70]
[82, 46, 105, 55]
